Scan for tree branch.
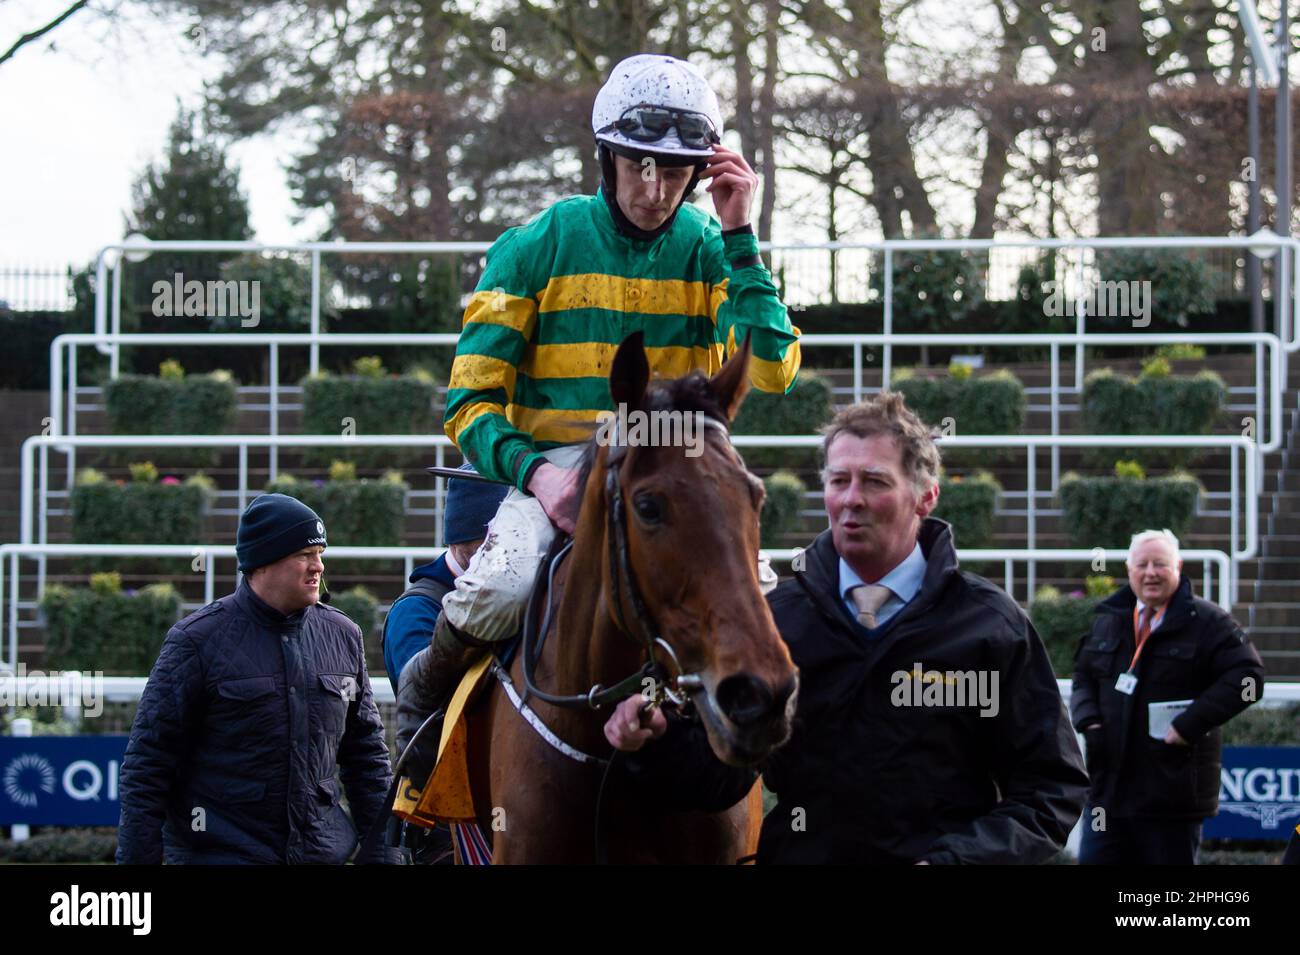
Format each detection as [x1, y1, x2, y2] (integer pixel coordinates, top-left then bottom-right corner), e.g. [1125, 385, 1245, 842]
[0, 0, 89, 67]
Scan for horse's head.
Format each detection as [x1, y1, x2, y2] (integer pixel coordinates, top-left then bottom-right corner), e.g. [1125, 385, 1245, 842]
[585, 332, 798, 767]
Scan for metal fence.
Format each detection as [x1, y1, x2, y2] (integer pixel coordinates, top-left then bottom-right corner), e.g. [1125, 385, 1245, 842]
[0, 265, 77, 312]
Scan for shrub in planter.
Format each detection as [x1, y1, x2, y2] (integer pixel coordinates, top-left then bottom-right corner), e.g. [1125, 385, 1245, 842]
[71, 466, 214, 547]
[103, 361, 237, 467]
[328, 586, 385, 674]
[895, 367, 1025, 466]
[933, 470, 1000, 548]
[1060, 463, 1201, 549]
[301, 356, 438, 467]
[40, 574, 181, 674]
[1081, 366, 1226, 468]
[761, 470, 806, 548]
[266, 466, 407, 547]
[732, 371, 834, 470]
[1028, 576, 1120, 678]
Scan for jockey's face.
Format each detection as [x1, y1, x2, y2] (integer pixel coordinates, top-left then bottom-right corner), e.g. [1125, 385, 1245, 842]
[612, 153, 695, 231]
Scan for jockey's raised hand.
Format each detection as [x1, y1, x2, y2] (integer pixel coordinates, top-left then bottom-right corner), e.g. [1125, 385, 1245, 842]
[604, 695, 668, 752]
[527, 462, 581, 535]
[698, 145, 759, 231]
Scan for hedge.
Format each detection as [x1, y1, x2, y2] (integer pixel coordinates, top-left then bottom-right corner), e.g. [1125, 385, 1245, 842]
[102, 367, 238, 467]
[1222, 704, 1300, 746]
[1030, 593, 1102, 678]
[895, 368, 1025, 466]
[301, 364, 438, 467]
[1028, 577, 1121, 677]
[328, 586, 385, 674]
[40, 578, 181, 674]
[1081, 368, 1227, 467]
[1059, 471, 1201, 548]
[265, 471, 407, 547]
[761, 470, 807, 548]
[933, 471, 1000, 548]
[895, 368, 1025, 435]
[732, 371, 834, 469]
[0, 828, 118, 864]
[71, 470, 214, 546]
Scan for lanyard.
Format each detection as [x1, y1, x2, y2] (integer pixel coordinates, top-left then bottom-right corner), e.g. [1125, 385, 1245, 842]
[1127, 604, 1163, 672]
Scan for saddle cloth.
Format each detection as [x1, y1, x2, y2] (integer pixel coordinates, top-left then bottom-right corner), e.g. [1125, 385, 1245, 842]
[393, 653, 495, 827]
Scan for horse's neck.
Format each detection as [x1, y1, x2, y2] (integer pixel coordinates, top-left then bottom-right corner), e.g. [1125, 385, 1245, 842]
[539, 471, 645, 755]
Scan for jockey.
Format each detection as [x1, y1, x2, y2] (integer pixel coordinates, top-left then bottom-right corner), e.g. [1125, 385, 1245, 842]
[398, 53, 801, 745]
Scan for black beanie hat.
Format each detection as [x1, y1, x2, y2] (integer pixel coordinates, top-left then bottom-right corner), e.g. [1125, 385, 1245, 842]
[444, 464, 510, 546]
[236, 493, 327, 572]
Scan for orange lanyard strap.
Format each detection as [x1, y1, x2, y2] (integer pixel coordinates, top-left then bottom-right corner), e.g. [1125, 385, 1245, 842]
[1127, 605, 1162, 671]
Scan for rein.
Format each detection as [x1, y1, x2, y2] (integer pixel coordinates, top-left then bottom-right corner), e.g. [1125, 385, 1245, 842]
[500, 414, 733, 764]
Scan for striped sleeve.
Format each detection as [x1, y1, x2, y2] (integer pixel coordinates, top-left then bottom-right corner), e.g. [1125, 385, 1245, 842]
[705, 225, 801, 394]
[443, 230, 545, 488]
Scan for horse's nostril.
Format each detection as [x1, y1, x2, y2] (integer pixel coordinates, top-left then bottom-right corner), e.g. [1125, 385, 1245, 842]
[715, 674, 775, 728]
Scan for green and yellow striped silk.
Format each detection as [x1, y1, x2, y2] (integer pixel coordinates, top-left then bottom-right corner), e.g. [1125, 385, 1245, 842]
[444, 187, 801, 490]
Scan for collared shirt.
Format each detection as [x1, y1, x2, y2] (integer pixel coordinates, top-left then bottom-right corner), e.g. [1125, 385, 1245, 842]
[1134, 598, 1168, 632]
[838, 542, 926, 630]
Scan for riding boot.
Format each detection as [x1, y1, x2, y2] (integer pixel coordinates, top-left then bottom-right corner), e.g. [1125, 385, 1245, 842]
[394, 615, 485, 789]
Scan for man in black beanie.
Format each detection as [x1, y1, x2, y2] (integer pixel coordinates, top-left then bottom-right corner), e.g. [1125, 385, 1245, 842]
[117, 493, 399, 864]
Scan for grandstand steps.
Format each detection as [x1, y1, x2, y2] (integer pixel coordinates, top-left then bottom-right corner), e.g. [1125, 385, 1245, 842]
[6, 349, 1299, 676]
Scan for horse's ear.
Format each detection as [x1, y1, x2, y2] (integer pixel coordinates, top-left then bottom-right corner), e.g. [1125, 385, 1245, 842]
[610, 331, 650, 411]
[709, 332, 753, 423]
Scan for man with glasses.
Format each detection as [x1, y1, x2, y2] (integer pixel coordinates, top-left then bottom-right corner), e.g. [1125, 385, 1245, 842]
[1071, 529, 1264, 865]
[401, 54, 801, 748]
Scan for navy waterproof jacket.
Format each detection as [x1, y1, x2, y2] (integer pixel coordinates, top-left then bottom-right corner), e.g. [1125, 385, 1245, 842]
[116, 579, 399, 864]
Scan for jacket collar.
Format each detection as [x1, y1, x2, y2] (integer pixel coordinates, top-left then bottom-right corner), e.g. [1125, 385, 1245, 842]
[795, 517, 960, 629]
[1095, 574, 1194, 628]
[235, 576, 311, 629]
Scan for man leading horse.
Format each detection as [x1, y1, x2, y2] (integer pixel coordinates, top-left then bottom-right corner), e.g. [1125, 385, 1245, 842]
[397, 53, 801, 782]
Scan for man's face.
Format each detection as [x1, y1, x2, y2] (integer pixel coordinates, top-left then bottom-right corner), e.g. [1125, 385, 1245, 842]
[612, 153, 695, 231]
[823, 432, 938, 573]
[1127, 538, 1181, 609]
[255, 546, 325, 612]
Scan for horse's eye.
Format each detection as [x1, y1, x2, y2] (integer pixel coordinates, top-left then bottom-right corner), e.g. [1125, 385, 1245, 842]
[633, 494, 664, 525]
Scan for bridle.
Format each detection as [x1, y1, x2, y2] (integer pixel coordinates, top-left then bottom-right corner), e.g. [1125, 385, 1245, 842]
[494, 412, 737, 764]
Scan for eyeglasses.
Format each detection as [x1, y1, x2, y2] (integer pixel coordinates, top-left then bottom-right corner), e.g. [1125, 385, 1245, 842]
[599, 106, 719, 149]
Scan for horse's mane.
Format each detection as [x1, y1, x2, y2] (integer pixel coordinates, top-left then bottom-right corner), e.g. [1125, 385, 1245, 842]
[570, 371, 727, 524]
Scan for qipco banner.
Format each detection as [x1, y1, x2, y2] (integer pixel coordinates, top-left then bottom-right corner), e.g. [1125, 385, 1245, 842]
[1204, 746, 1300, 840]
[0, 736, 129, 825]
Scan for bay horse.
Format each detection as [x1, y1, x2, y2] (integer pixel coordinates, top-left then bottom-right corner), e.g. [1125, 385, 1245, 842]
[464, 332, 799, 863]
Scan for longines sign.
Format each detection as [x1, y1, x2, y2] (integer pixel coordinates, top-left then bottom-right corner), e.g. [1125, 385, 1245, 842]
[1204, 746, 1300, 840]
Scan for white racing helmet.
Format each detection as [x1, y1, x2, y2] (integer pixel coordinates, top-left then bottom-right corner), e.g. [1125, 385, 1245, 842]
[592, 54, 723, 160]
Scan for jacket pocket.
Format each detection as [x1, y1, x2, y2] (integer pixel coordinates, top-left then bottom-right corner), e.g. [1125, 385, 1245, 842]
[317, 673, 352, 737]
[1142, 641, 1198, 695]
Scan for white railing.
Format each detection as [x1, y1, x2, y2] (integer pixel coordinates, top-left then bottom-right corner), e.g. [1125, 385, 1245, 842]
[10, 678, 1297, 709]
[20, 433, 1257, 566]
[0, 542, 1234, 677]
[0, 542, 446, 673]
[92, 235, 1300, 371]
[767, 548, 1233, 612]
[47, 329, 1283, 495]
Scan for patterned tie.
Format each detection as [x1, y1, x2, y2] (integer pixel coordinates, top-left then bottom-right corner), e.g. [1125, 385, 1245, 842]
[1137, 606, 1152, 646]
[850, 584, 893, 630]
